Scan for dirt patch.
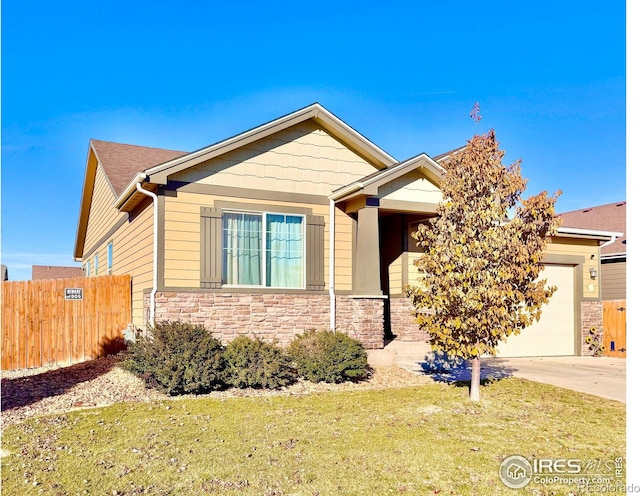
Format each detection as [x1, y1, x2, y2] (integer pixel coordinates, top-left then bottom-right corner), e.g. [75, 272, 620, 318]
[1, 355, 433, 430]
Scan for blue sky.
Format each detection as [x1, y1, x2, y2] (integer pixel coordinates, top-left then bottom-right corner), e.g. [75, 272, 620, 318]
[1, 0, 627, 282]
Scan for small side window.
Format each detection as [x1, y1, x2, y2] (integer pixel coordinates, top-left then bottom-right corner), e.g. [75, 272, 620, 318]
[107, 242, 113, 274]
[94, 254, 99, 276]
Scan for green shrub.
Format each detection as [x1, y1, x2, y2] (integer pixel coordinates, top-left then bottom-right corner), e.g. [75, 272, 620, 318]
[288, 330, 369, 383]
[223, 336, 296, 389]
[120, 321, 226, 395]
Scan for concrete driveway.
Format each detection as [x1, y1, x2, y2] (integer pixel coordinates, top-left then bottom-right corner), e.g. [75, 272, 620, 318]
[368, 341, 626, 403]
[482, 356, 626, 403]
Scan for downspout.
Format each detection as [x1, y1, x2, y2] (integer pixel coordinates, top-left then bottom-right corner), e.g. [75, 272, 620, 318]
[136, 182, 158, 327]
[600, 234, 618, 249]
[329, 199, 336, 332]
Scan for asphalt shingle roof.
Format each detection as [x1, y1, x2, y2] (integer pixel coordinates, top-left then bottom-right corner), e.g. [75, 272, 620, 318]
[558, 201, 626, 255]
[91, 140, 188, 197]
[32, 265, 83, 280]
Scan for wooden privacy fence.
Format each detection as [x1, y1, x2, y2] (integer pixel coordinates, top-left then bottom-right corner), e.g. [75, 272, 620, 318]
[1, 275, 131, 370]
[603, 299, 626, 359]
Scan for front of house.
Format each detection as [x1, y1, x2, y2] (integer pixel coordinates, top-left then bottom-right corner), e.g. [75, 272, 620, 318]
[73, 103, 620, 356]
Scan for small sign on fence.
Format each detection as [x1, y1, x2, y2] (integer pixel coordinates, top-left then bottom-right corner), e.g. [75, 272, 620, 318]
[64, 288, 83, 300]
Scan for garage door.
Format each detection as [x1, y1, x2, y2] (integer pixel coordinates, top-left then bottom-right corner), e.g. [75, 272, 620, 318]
[496, 264, 576, 357]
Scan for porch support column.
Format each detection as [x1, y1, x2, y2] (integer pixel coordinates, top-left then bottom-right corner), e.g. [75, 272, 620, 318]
[354, 198, 383, 295]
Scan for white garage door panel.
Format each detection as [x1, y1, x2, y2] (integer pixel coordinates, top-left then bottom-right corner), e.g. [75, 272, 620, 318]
[496, 264, 575, 357]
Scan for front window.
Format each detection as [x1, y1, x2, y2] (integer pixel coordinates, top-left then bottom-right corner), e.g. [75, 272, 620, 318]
[222, 211, 304, 288]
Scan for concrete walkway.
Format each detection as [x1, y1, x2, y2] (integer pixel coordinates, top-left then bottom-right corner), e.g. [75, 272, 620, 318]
[367, 340, 626, 403]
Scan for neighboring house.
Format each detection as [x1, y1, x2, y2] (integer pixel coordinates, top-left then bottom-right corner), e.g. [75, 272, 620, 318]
[1, 264, 8, 281]
[73, 103, 621, 356]
[559, 201, 626, 301]
[32, 265, 83, 280]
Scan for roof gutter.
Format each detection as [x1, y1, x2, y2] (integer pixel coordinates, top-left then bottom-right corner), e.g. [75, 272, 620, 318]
[557, 226, 624, 240]
[329, 182, 364, 202]
[114, 173, 148, 209]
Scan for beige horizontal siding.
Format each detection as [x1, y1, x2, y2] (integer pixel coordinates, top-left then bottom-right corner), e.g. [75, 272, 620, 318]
[388, 255, 403, 295]
[546, 236, 599, 298]
[81, 200, 154, 328]
[84, 165, 125, 255]
[407, 253, 422, 288]
[601, 261, 626, 300]
[162, 193, 354, 291]
[404, 237, 599, 299]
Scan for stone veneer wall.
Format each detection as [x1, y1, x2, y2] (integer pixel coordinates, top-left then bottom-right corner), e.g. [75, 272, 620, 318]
[145, 292, 385, 349]
[389, 296, 426, 341]
[580, 300, 603, 356]
[144, 292, 602, 355]
[334, 296, 385, 349]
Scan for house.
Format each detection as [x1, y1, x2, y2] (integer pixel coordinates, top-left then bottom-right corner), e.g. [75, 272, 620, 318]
[559, 201, 626, 301]
[73, 103, 622, 356]
[32, 265, 83, 280]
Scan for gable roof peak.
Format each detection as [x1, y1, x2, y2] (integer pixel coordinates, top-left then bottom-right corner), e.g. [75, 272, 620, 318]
[141, 102, 397, 187]
[90, 139, 188, 197]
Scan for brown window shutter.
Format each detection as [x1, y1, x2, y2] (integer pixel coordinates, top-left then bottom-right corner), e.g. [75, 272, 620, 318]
[306, 214, 325, 291]
[201, 207, 223, 289]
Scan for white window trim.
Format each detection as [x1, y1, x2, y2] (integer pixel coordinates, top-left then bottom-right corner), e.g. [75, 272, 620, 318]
[222, 209, 306, 289]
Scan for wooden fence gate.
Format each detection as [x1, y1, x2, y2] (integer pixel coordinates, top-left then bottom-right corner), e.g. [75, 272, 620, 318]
[603, 299, 626, 358]
[1, 275, 131, 370]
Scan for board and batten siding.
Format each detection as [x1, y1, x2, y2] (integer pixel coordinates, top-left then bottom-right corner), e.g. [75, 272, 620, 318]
[163, 192, 355, 291]
[169, 121, 378, 197]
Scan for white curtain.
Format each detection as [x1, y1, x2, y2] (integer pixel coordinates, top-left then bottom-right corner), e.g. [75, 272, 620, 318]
[266, 214, 303, 288]
[223, 213, 262, 285]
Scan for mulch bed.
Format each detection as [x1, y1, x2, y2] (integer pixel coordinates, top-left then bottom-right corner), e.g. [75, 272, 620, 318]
[1, 355, 433, 430]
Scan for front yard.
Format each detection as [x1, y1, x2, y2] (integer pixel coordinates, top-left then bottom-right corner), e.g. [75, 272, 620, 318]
[1, 368, 625, 495]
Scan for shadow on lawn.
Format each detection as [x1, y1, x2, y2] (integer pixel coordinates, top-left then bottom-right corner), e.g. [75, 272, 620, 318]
[1, 336, 126, 412]
[418, 352, 517, 385]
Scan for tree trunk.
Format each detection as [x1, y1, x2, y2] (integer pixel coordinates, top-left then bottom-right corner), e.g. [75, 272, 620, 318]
[469, 357, 481, 402]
